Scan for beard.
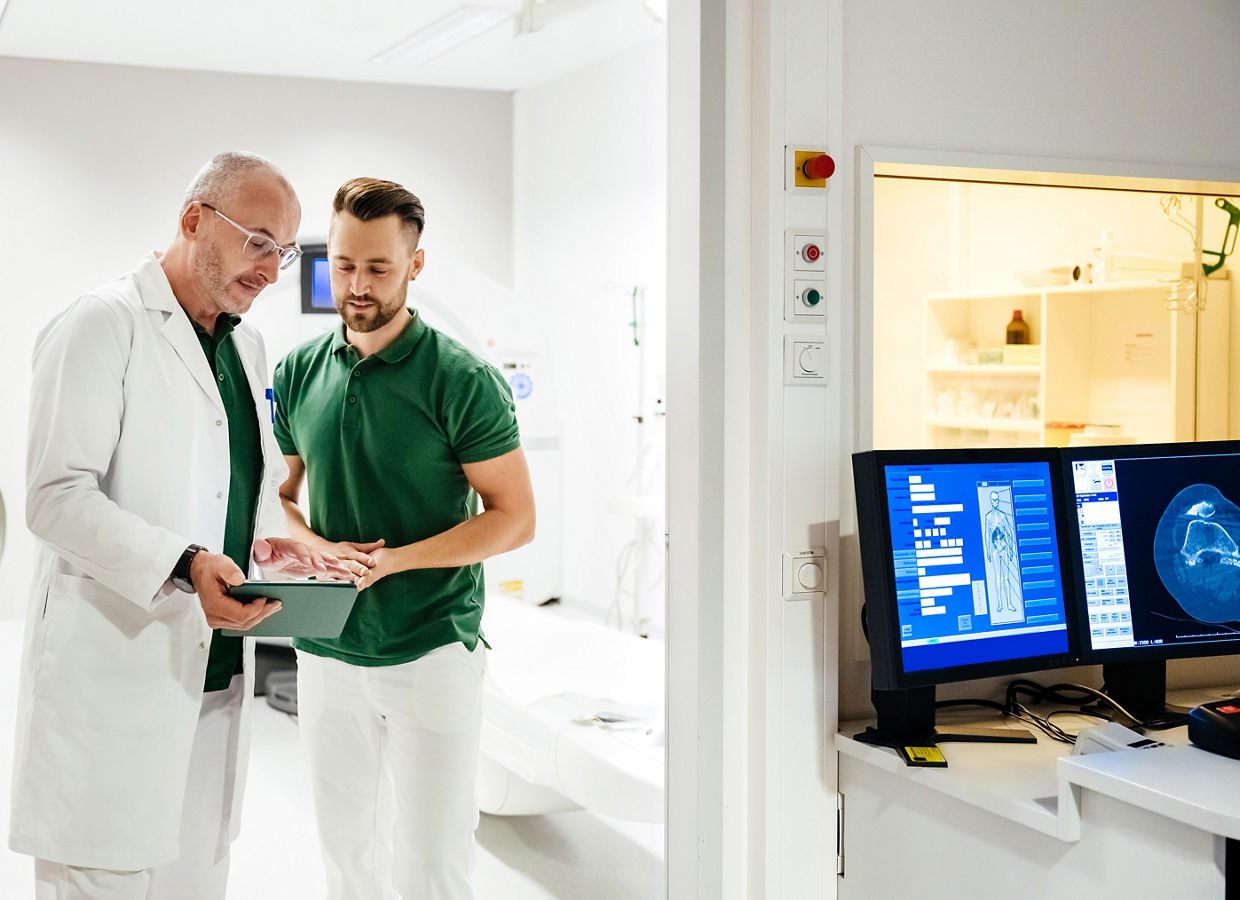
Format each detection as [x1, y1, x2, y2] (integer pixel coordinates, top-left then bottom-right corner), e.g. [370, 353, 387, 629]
[334, 282, 408, 333]
[192, 238, 261, 316]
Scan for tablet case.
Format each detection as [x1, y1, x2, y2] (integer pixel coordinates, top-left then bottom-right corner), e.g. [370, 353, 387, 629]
[221, 581, 358, 638]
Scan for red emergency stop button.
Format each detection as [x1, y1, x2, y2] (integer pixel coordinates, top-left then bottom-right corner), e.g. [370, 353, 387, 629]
[802, 153, 835, 181]
[803, 243, 821, 263]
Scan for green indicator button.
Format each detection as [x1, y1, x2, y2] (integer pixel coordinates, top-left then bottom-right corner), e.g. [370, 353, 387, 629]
[803, 288, 821, 306]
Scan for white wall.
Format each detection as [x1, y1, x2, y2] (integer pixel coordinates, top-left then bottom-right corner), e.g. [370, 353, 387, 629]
[512, 39, 668, 632]
[0, 57, 512, 619]
[838, 0, 1240, 720]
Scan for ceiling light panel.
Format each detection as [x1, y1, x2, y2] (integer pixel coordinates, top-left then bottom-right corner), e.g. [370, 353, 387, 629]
[372, 5, 518, 66]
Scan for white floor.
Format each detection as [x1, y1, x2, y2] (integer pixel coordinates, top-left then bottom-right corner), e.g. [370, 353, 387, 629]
[0, 622, 664, 899]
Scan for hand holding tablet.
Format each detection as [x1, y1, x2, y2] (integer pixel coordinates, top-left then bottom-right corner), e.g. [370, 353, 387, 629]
[222, 581, 359, 638]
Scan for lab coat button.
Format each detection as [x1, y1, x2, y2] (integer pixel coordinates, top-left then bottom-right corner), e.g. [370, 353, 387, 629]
[199, 641, 207, 651]
[216, 491, 224, 499]
[216, 419, 223, 427]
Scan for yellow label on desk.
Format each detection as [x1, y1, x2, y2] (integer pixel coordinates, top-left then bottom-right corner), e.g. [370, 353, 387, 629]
[900, 745, 948, 766]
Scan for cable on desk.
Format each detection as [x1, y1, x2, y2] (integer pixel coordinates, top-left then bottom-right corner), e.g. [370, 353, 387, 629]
[1003, 679, 1188, 732]
[934, 697, 1076, 744]
[934, 678, 1188, 746]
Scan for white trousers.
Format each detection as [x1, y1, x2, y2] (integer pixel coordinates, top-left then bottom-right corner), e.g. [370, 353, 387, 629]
[296, 643, 486, 900]
[34, 674, 244, 900]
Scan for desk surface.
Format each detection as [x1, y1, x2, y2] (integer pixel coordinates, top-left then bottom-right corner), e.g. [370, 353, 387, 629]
[838, 688, 1240, 843]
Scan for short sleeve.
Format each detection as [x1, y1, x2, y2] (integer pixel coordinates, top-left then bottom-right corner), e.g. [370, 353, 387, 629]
[444, 364, 521, 464]
[271, 357, 298, 456]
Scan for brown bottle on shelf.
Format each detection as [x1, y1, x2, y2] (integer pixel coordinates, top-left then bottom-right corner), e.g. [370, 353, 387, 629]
[1005, 309, 1030, 345]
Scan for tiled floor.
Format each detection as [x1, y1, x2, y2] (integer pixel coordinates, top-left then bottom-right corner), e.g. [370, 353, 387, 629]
[0, 621, 664, 899]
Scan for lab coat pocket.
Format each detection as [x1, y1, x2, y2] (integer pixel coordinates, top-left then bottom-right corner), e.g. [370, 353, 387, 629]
[37, 572, 195, 734]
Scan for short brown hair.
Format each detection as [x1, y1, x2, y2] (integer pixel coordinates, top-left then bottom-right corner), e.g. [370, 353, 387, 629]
[332, 177, 425, 246]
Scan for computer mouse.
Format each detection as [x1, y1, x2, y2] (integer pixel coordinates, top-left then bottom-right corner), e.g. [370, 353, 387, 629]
[1187, 698, 1240, 760]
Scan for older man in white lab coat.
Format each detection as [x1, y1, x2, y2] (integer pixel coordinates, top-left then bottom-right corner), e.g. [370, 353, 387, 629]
[8, 151, 362, 900]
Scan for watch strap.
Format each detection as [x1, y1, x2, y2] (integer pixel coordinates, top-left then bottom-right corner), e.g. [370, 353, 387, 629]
[171, 543, 207, 592]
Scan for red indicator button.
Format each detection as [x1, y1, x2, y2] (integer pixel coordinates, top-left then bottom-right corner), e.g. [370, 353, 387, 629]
[803, 243, 821, 263]
[802, 153, 836, 181]
[1218, 705, 1240, 715]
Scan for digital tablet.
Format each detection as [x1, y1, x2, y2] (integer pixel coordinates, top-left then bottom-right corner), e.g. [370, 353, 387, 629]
[221, 580, 358, 638]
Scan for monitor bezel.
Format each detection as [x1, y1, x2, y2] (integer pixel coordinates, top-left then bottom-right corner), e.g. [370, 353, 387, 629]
[853, 446, 1079, 691]
[1059, 439, 1240, 667]
[298, 243, 334, 315]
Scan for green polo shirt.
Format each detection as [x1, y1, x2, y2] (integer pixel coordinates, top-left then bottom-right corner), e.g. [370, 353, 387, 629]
[272, 310, 520, 667]
[193, 313, 263, 692]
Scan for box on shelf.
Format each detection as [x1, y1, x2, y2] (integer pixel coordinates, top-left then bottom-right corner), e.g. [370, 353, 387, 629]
[1002, 343, 1042, 365]
[976, 347, 1004, 365]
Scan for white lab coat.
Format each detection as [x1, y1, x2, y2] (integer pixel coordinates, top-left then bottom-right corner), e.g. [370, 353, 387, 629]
[8, 253, 289, 870]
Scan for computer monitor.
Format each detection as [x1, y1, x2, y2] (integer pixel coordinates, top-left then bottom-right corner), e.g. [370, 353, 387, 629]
[1060, 440, 1240, 719]
[299, 243, 334, 314]
[852, 448, 1076, 741]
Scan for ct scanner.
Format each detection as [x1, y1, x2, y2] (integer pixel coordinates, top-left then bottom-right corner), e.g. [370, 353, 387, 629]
[246, 256, 666, 823]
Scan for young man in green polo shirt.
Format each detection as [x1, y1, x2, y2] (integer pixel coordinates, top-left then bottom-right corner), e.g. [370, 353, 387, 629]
[273, 177, 536, 900]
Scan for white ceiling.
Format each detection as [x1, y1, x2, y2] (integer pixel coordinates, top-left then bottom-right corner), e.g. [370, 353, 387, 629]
[0, 0, 663, 92]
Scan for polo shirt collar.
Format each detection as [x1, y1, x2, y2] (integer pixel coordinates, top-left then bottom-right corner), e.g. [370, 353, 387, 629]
[332, 309, 426, 363]
[192, 313, 242, 343]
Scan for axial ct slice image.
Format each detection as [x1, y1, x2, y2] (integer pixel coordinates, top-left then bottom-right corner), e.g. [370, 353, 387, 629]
[1154, 483, 1240, 624]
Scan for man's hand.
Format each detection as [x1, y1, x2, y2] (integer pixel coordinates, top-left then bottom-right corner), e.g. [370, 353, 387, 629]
[312, 538, 385, 572]
[252, 536, 368, 581]
[354, 546, 402, 592]
[190, 551, 283, 631]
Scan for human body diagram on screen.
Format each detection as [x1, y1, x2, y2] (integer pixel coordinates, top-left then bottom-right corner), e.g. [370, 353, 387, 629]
[978, 485, 1025, 625]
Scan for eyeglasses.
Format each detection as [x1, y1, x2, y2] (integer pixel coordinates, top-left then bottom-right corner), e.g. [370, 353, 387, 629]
[200, 203, 302, 270]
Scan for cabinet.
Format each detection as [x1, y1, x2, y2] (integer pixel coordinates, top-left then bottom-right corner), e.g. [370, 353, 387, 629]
[836, 700, 1240, 900]
[922, 277, 1230, 448]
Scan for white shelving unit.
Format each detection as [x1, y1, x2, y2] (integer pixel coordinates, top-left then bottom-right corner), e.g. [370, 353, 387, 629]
[921, 277, 1231, 448]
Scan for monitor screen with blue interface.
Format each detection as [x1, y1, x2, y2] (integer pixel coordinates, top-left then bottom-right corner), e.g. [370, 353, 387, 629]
[854, 450, 1074, 689]
[1064, 442, 1240, 662]
[299, 245, 334, 314]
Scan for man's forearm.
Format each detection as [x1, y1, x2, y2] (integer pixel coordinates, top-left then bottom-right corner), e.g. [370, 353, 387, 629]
[392, 507, 535, 571]
[279, 496, 323, 548]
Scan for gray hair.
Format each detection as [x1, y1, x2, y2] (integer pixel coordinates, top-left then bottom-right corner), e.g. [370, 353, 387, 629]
[180, 151, 295, 213]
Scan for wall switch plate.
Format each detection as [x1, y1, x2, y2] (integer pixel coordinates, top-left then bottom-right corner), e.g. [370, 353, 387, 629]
[788, 230, 826, 273]
[791, 278, 826, 318]
[784, 229, 827, 323]
[783, 549, 826, 600]
[784, 337, 826, 385]
[785, 146, 834, 191]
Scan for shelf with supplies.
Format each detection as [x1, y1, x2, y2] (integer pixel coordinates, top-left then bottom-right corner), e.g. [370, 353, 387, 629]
[921, 276, 1230, 448]
[923, 414, 1043, 434]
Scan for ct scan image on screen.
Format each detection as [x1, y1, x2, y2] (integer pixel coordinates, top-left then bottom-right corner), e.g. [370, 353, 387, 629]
[883, 460, 1071, 674]
[1070, 451, 1240, 654]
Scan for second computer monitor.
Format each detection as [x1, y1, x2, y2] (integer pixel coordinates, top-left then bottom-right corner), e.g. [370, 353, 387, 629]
[1063, 440, 1240, 664]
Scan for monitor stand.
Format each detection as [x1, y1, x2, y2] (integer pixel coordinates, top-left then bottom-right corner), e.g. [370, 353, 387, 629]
[1097, 660, 1189, 725]
[854, 685, 1036, 752]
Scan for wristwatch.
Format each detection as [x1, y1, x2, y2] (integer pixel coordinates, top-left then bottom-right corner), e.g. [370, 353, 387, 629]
[170, 544, 207, 593]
